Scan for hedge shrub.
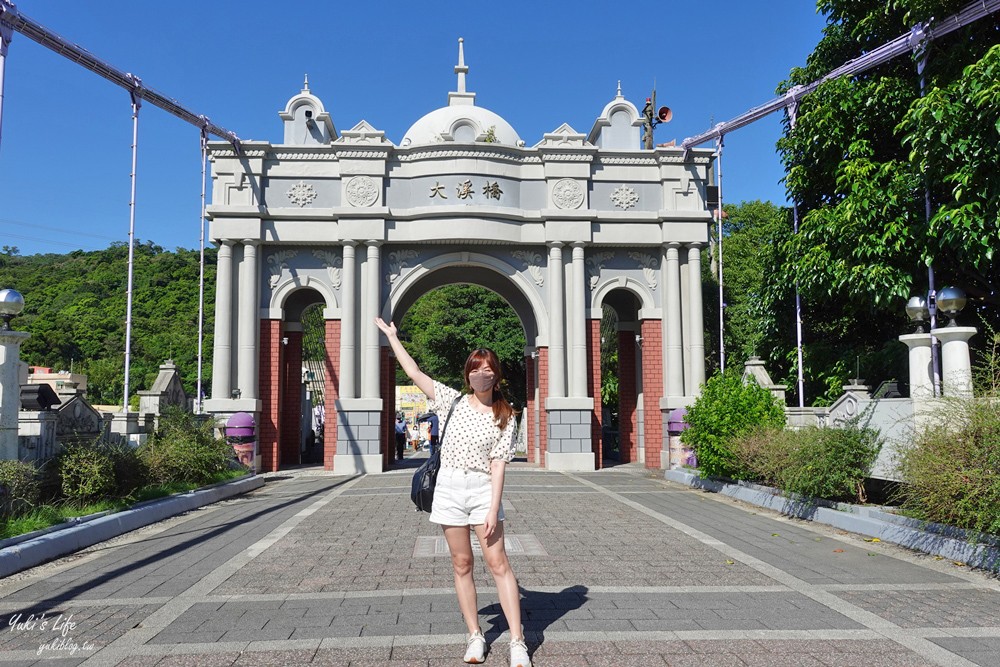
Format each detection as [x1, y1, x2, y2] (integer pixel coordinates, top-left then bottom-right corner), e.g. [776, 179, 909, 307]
[0, 460, 40, 518]
[105, 440, 149, 498]
[56, 443, 116, 503]
[681, 371, 786, 478]
[140, 407, 236, 485]
[899, 398, 1000, 536]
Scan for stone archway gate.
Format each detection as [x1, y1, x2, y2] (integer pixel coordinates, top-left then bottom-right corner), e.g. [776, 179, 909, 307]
[203, 56, 714, 474]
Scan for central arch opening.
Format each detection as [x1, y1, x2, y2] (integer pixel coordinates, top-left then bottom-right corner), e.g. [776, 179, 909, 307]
[384, 260, 543, 467]
[388, 283, 528, 465]
[398, 285, 527, 407]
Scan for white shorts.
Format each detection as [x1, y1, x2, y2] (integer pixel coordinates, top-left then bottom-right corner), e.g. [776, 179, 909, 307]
[430, 467, 505, 526]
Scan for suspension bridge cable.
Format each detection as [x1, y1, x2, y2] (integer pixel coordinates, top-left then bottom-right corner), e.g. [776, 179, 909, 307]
[680, 0, 1000, 150]
[0, 1, 241, 147]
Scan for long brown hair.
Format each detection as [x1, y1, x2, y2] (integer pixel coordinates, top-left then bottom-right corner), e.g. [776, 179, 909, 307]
[463, 348, 517, 430]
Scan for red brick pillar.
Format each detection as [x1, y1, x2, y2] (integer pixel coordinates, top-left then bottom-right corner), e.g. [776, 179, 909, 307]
[259, 319, 282, 472]
[537, 347, 548, 467]
[280, 330, 303, 467]
[641, 320, 664, 469]
[587, 319, 603, 468]
[382, 346, 394, 469]
[618, 330, 638, 463]
[323, 320, 340, 471]
[524, 354, 535, 463]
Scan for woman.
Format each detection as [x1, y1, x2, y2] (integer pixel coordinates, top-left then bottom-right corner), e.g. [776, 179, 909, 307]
[375, 317, 531, 667]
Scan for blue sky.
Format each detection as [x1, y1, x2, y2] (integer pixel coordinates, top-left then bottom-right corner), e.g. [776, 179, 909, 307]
[0, 1, 827, 256]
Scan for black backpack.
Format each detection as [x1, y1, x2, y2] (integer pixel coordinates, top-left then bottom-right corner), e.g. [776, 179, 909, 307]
[410, 395, 462, 512]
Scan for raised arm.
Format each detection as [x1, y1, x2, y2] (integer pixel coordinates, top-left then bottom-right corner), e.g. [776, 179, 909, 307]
[374, 318, 435, 400]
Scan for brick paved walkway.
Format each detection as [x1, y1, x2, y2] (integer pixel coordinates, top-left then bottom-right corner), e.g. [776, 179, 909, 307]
[1, 464, 998, 666]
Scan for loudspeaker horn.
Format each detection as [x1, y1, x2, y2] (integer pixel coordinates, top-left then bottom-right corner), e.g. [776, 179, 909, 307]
[657, 106, 673, 123]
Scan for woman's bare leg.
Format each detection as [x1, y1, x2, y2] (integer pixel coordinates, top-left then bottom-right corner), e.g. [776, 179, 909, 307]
[474, 522, 524, 639]
[443, 525, 481, 634]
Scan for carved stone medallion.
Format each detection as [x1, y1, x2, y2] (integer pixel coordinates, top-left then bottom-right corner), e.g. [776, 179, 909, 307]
[345, 176, 379, 207]
[610, 185, 639, 210]
[286, 181, 317, 207]
[552, 179, 584, 209]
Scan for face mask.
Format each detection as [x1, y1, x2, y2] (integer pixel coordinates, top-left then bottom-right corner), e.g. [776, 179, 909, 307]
[469, 372, 496, 393]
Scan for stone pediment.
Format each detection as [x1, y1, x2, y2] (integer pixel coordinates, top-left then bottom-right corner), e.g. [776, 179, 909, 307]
[56, 396, 104, 437]
[535, 123, 590, 148]
[742, 356, 787, 404]
[139, 360, 188, 416]
[336, 120, 390, 145]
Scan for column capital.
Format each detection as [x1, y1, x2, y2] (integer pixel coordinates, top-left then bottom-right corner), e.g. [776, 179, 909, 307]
[341, 240, 358, 248]
[241, 238, 260, 247]
[898, 332, 933, 348]
[0, 330, 31, 346]
[547, 241, 565, 250]
[570, 241, 587, 249]
[663, 241, 683, 250]
[930, 326, 977, 343]
[218, 239, 235, 249]
[686, 242, 706, 251]
[365, 240, 383, 248]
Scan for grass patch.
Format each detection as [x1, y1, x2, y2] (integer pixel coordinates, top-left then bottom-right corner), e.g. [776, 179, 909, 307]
[0, 469, 248, 541]
[131, 469, 247, 504]
[0, 500, 125, 540]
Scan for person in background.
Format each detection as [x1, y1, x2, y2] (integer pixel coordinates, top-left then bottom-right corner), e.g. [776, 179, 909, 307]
[418, 410, 440, 456]
[394, 414, 407, 462]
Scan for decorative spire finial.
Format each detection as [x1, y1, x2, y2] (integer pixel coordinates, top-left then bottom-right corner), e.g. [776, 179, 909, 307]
[448, 37, 475, 106]
[455, 37, 469, 94]
[303, 74, 310, 92]
[617, 80, 622, 97]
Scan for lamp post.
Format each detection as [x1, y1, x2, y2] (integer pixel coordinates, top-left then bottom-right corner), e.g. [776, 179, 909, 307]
[936, 286, 967, 327]
[0, 287, 24, 330]
[931, 286, 975, 398]
[905, 295, 929, 333]
[0, 287, 29, 460]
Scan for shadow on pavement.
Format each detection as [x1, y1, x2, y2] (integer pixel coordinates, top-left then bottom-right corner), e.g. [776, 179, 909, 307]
[480, 584, 589, 649]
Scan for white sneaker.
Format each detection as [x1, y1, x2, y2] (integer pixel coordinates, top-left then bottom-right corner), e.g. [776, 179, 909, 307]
[464, 630, 486, 664]
[509, 637, 531, 667]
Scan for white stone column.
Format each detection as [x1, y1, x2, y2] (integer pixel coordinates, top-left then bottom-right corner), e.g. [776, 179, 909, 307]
[569, 242, 588, 398]
[339, 242, 357, 400]
[680, 252, 691, 388]
[686, 244, 706, 393]
[0, 330, 30, 460]
[899, 333, 933, 399]
[933, 326, 976, 398]
[547, 242, 566, 398]
[361, 242, 381, 399]
[663, 242, 684, 399]
[211, 240, 234, 400]
[237, 239, 259, 399]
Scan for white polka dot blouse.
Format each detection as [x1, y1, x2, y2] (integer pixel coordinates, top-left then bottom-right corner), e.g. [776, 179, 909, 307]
[428, 380, 516, 473]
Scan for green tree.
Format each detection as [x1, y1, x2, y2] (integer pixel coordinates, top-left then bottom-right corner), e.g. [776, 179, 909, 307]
[301, 304, 326, 362]
[771, 0, 998, 402]
[713, 201, 793, 364]
[398, 285, 527, 407]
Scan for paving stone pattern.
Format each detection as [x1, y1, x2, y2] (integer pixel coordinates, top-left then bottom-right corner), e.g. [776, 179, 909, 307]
[0, 464, 998, 666]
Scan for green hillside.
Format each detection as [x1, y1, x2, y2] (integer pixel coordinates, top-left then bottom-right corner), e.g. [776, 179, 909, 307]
[0, 243, 216, 405]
